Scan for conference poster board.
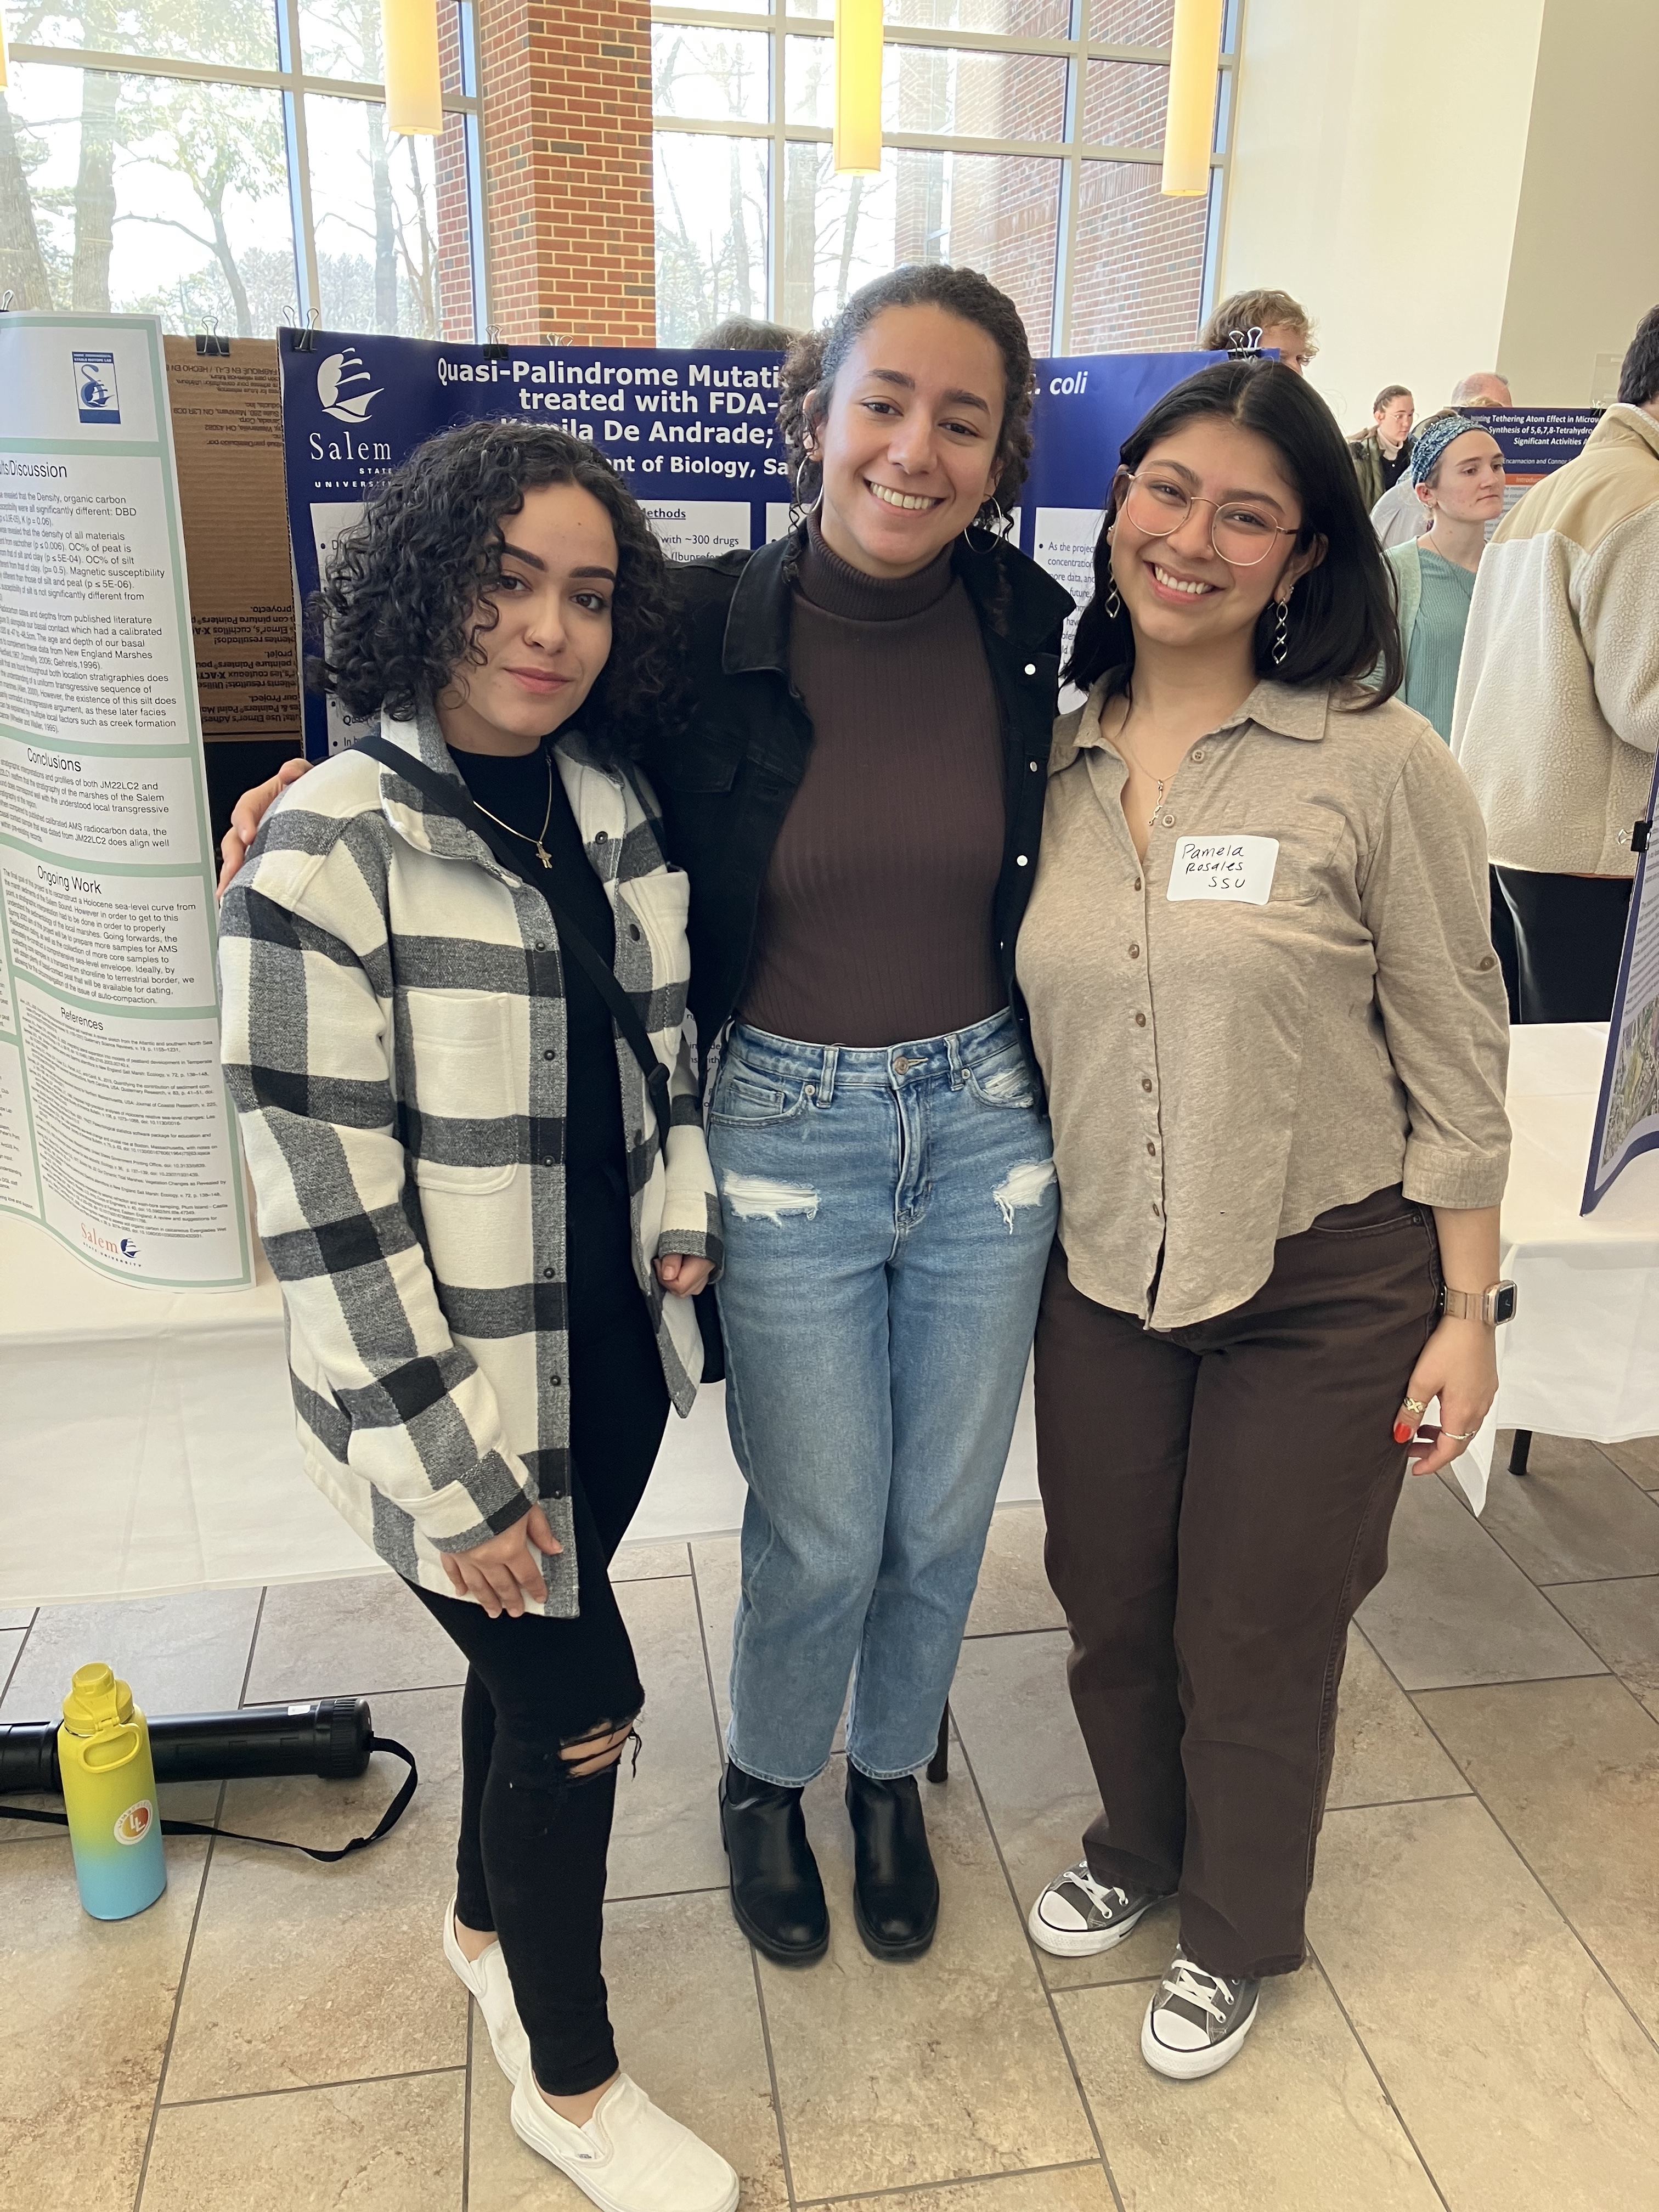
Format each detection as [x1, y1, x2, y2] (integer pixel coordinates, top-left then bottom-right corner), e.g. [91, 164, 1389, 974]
[1482, 407, 1603, 516]
[277, 328, 1219, 755]
[0, 312, 253, 1289]
[1584, 749, 1659, 1212]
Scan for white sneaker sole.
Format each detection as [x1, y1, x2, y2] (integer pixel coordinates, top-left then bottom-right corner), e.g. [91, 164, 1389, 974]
[509, 2101, 741, 2212]
[1027, 1889, 1162, 1959]
[1139, 1990, 1259, 2080]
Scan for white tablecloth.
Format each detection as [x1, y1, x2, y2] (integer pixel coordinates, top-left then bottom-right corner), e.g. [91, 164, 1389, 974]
[1449, 1023, 1659, 1510]
[5, 1023, 1651, 1604]
[0, 1215, 1037, 1608]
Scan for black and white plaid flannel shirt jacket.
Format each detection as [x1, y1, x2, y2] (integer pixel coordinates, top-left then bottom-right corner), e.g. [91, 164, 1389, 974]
[218, 708, 720, 1616]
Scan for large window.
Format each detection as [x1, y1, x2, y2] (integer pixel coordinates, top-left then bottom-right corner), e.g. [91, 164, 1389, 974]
[651, 0, 1237, 349]
[1, 1, 487, 340]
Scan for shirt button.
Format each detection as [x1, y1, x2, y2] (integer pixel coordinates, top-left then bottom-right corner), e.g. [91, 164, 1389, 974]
[1192, 748, 1206, 763]
[1146, 1140, 1157, 1157]
[1161, 811, 1176, 827]
[1016, 854, 1029, 867]
[1024, 662, 1037, 675]
[543, 1048, 556, 1060]
[594, 830, 609, 844]
[543, 1266, 555, 1279]
[1132, 877, 1142, 891]
[1029, 760, 1040, 772]
[1134, 1012, 1147, 1027]
[1479, 955, 1496, 970]
[541, 1156, 555, 1167]
[1128, 943, 1140, 958]
[548, 1372, 562, 1387]
[628, 923, 642, 941]
[1141, 1077, 1153, 1092]
[535, 939, 548, 950]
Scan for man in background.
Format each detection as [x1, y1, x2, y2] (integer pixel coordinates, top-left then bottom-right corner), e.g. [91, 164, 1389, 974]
[1373, 373, 1512, 545]
[1199, 288, 1316, 374]
[1451, 312, 1659, 1021]
[1349, 385, 1415, 506]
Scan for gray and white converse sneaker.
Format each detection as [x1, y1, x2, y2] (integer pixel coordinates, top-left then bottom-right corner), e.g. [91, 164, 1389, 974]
[1028, 1861, 1167, 1957]
[1141, 1946, 1260, 2079]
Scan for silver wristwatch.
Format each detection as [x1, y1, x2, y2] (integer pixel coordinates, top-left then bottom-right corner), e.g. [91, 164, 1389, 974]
[1439, 1280, 1519, 1325]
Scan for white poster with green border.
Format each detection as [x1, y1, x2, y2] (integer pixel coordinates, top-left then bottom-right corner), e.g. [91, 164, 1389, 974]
[0, 311, 252, 1290]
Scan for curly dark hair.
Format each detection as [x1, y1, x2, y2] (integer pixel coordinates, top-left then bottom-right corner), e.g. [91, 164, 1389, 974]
[308, 421, 683, 760]
[777, 264, 1037, 521]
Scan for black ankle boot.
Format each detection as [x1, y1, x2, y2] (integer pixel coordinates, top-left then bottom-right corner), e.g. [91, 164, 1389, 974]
[845, 1764, 939, 1961]
[719, 1759, 829, 1965]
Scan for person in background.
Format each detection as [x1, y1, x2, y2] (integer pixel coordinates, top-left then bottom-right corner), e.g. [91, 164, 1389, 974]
[1017, 358, 1510, 2082]
[1372, 373, 1513, 547]
[1386, 414, 1505, 742]
[695, 315, 803, 351]
[1348, 385, 1415, 507]
[1453, 308, 1659, 1022]
[218, 424, 735, 2212]
[1199, 288, 1317, 375]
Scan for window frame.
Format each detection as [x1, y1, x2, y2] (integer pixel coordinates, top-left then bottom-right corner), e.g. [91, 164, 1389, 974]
[650, 0, 1240, 352]
[10, 0, 491, 340]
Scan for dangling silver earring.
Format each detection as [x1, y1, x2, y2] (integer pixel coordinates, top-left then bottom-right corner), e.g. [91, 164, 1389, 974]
[1272, 595, 1290, 666]
[1105, 582, 1122, 619]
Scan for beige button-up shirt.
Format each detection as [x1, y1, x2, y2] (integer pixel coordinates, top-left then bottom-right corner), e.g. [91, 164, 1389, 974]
[1017, 678, 1510, 1330]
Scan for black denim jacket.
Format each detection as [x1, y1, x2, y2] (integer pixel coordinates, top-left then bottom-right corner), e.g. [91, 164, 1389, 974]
[646, 526, 1074, 1085]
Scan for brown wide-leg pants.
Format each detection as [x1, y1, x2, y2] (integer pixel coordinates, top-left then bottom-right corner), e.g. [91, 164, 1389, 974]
[1033, 1184, 1441, 1980]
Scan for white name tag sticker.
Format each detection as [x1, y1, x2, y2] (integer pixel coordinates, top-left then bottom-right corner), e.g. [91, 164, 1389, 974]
[1166, 834, 1279, 906]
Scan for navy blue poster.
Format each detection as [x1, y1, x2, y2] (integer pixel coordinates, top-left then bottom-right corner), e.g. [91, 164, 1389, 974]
[279, 328, 1213, 755]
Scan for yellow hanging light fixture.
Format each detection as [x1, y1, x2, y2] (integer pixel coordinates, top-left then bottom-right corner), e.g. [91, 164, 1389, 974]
[834, 0, 884, 176]
[381, 0, 443, 137]
[1161, 0, 1223, 198]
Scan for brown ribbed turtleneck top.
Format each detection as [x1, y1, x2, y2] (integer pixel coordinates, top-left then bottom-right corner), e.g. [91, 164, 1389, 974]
[737, 517, 1007, 1048]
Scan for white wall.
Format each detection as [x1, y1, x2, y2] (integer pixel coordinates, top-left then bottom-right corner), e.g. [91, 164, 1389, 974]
[1218, 0, 1546, 429]
[1498, 0, 1659, 402]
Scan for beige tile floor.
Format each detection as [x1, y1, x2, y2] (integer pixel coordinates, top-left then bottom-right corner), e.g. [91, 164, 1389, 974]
[4, 1433, 1659, 2212]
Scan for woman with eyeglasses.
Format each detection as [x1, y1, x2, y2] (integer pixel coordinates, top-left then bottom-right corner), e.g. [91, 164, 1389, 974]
[1015, 360, 1511, 2080]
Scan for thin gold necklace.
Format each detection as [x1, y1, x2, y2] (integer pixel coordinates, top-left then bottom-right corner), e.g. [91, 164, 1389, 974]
[466, 746, 556, 868]
[1109, 696, 1167, 830]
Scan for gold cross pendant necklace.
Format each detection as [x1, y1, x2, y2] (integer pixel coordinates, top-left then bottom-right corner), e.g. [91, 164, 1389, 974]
[467, 746, 556, 868]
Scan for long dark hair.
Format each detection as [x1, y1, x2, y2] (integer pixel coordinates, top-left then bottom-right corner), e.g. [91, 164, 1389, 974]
[777, 262, 1037, 519]
[1066, 360, 1403, 703]
[309, 421, 684, 760]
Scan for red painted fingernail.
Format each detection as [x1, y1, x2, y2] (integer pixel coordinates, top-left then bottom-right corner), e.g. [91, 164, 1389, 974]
[1393, 1421, 1413, 1444]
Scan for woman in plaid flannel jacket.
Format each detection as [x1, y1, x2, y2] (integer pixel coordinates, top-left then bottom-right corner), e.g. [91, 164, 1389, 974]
[218, 424, 739, 2212]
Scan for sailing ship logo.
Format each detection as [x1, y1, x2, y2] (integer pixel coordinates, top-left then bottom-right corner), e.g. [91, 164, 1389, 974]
[317, 347, 382, 424]
[72, 349, 121, 424]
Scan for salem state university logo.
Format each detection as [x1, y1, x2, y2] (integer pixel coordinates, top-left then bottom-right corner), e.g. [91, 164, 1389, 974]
[318, 347, 381, 425]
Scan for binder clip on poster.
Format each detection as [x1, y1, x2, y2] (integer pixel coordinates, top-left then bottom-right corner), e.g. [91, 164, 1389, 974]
[195, 323, 230, 357]
[290, 312, 322, 355]
[1227, 326, 1265, 360]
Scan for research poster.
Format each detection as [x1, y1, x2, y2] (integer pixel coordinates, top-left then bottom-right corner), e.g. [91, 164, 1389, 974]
[0, 312, 252, 1289]
[1584, 749, 1659, 1212]
[1483, 408, 1602, 515]
[278, 328, 1213, 755]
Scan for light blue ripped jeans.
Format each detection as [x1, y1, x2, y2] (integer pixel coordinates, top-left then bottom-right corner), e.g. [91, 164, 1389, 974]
[708, 1007, 1058, 1786]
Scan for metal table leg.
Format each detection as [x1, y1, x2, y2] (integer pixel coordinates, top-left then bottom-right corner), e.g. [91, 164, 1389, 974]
[927, 1704, 950, 1784]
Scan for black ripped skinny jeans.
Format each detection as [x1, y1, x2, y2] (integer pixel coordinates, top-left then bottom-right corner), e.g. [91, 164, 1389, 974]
[408, 1232, 670, 2096]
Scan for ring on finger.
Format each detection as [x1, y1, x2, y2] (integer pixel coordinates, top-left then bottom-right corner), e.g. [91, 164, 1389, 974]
[1442, 1428, 1475, 1442]
[1401, 1397, 1426, 1417]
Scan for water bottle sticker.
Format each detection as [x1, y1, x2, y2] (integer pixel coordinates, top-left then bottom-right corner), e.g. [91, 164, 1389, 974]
[114, 1800, 154, 1845]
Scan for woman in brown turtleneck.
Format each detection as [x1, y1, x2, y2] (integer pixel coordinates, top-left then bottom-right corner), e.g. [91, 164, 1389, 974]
[658, 266, 1070, 1972]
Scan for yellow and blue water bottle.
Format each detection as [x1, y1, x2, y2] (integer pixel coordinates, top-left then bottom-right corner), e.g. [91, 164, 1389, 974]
[58, 1662, 167, 1920]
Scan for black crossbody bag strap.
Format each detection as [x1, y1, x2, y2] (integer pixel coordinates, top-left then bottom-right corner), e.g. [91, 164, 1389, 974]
[355, 735, 674, 1143]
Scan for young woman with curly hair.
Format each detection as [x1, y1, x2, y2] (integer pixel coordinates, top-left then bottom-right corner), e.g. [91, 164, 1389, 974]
[217, 422, 738, 2212]
[222, 266, 1072, 1970]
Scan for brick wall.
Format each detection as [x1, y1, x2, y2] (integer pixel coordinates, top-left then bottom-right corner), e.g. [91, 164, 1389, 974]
[477, 0, 656, 345]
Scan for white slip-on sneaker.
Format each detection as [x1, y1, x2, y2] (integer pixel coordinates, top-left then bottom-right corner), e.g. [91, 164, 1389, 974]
[1141, 1945, 1260, 2080]
[1028, 1861, 1169, 1957]
[510, 2068, 740, 2212]
[442, 1894, 529, 2086]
